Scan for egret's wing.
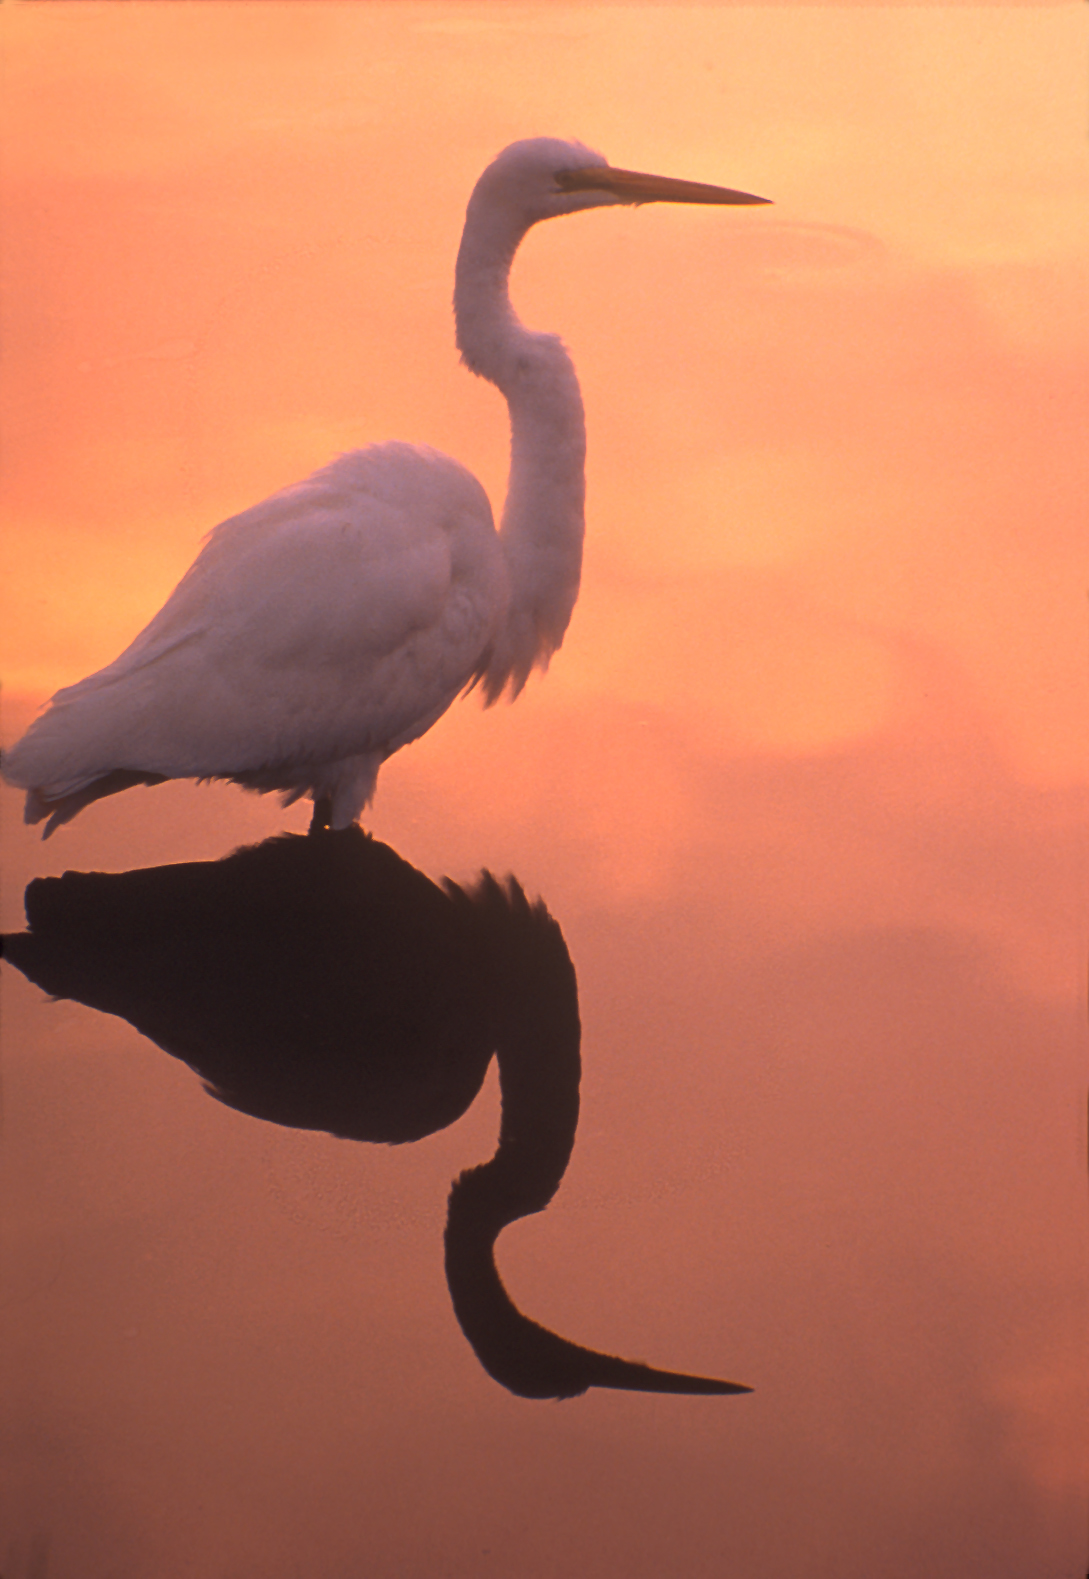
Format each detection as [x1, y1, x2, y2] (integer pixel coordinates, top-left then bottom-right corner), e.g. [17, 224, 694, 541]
[7, 446, 505, 793]
[63, 446, 492, 682]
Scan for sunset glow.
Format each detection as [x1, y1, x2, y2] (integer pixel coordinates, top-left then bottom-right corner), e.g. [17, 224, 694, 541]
[1, 7, 1086, 1578]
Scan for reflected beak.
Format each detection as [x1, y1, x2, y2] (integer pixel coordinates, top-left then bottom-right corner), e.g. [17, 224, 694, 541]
[555, 165, 772, 206]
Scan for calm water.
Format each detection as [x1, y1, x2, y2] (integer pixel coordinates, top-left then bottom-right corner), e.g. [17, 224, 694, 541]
[2, 716, 1085, 1578]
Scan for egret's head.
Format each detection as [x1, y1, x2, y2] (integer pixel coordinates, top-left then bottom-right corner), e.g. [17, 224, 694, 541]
[468, 136, 771, 234]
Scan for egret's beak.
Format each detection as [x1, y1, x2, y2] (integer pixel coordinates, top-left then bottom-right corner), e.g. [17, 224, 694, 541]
[555, 165, 772, 206]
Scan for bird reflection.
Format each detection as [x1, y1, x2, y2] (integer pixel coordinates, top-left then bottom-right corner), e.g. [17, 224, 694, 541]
[2, 830, 750, 1400]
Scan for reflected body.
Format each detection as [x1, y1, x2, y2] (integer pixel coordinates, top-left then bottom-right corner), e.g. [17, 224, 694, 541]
[1, 138, 768, 836]
[2, 830, 750, 1399]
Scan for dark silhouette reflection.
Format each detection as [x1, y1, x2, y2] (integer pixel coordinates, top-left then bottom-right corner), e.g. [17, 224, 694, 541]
[2, 830, 749, 1400]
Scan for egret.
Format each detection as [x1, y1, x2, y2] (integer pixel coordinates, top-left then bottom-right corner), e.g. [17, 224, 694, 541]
[2, 138, 769, 836]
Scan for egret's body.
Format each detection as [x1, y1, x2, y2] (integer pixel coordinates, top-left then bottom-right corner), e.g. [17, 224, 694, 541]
[2, 138, 768, 836]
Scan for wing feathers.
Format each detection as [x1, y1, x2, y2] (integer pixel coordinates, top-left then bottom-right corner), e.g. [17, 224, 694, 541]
[3, 444, 508, 801]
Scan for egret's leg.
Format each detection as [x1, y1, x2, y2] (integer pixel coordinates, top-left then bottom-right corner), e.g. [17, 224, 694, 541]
[309, 795, 333, 834]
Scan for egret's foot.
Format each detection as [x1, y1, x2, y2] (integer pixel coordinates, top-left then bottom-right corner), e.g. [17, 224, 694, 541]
[308, 795, 334, 834]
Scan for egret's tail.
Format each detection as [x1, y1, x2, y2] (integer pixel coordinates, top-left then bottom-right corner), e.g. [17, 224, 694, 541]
[20, 771, 169, 839]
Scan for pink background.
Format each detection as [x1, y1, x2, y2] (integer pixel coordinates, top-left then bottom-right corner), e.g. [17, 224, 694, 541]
[1, 5, 1086, 1575]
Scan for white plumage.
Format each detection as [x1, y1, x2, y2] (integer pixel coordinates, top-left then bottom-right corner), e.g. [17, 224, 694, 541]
[3, 138, 768, 836]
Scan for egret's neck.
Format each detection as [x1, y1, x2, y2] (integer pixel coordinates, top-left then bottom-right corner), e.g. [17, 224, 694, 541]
[455, 216, 586, 702]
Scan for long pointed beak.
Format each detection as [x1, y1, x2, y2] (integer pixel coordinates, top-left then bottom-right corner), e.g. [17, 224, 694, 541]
[556, 165, 771, 206]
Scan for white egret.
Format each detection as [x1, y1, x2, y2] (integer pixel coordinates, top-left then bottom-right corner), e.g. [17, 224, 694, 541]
[2, 137, 769, 836]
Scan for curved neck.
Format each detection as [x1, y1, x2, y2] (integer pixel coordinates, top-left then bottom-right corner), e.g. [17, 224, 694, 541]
[454, 212, 586, 702]
[441, 879, 749, 1399]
